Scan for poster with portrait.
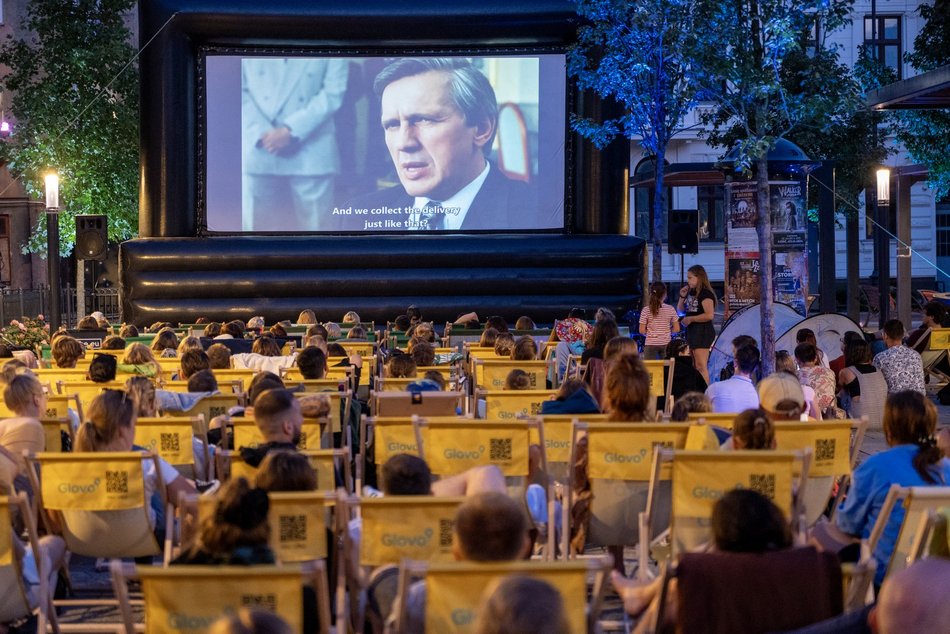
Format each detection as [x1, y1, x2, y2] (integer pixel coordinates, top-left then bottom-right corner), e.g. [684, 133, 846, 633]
[773, 250, 807, 316]
[725, 254, 761, 313]
[726, 182, 759, 252]
[770, 181, 807, 251]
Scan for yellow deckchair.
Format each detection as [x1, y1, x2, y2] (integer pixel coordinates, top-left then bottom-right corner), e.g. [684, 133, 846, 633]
[533, 413, 610, 482]
[358, 416, 462, 491]
[39, 418, 72, 454]
[867, 485, 950, 581]
[112, 561, 332, 634]
[646, 448, 810, 558]
[569, 422, 691, 570]
[175, 393, 242, 424]
[228, 416, 327, 453]
[133, 416, 210, 480]
[354, 496, 466, 568]
[476, 389, 558, 420]
[371, 391, 463, 418]
[774, 418, 868, 525]
[55, 380, 125, 408]
[392, 557, 611, 634]
[642, 359, 675, 415]
[473, 359, 552, 391]
[686, 411, 740, 431]
[0, 493, 56, 634]
[215, 448, 351, 493]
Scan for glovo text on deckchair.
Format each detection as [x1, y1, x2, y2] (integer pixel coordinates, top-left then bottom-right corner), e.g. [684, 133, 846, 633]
[475, 359, 550, 390]
[36, 451, 150, 512]
[533, 414, 609, 465]
[479, 389, 557, 420]
[415, 419, 535, 478]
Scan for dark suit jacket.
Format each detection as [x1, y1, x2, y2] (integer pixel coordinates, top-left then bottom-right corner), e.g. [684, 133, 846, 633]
[328, 164, 537, 231]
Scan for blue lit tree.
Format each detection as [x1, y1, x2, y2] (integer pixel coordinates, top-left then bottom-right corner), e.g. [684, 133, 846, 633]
[693, 0, 853, 374]
[568, 0, 702, 282]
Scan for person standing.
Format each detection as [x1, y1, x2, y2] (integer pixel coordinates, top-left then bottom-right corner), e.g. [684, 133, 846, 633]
[242, 58, 349, 231]
[677, 265, 717, 383]
[639, 282, 680, 360]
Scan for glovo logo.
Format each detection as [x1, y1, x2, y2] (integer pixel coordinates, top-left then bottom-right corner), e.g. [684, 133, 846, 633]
[146, 438, 159, 451]
[381, 527, 434, 548]
[387, 441, 417, 453]
[692, 482, 743, 500]
[58, 478, 101, 494]
[451, 608, 475, 626]
[443, 446, 485, 460]
[546, 438, 570, 450]
[168, 612, 221, 630]
[604, 448, 649, 464]
[498, 410, 516, 419]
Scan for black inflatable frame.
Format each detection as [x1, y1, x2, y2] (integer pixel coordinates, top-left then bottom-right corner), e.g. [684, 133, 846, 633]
[122, 0, 644, 326]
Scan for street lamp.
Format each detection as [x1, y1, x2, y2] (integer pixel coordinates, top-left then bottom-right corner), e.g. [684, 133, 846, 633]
[876, 168, 890, 326]
[45, 173, 61, 332]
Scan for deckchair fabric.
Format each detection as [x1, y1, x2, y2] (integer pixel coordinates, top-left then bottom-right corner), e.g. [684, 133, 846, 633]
[0, 495, 31, 623]
[642, 360, 674, 415]
[133, 416, 204, 478]
[358, 497, 465, 567]
[478, 389, 557, 420]
[869, 486, 950, 581]
[686, 412, 739, 431]
[372, 391, 463, 418]
[397, 558, 609, 634]
[417, 420, 533, 478]
[474, 359, 550, 390]
[667, 450, 804, 556]
[267, 492, 335, 563]
[39, 418, 70, 454]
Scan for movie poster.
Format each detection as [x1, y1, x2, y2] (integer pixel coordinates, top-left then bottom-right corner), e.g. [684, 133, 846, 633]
[726, 182, 759, 252]
[725, 254, 761, 313]
[770, 181, 808, 315]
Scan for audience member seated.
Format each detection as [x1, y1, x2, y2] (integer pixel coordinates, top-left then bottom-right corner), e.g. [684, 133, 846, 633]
[603, 354, 652, 422]
[821, 390, 950, 589]
[239, 389, 303, 468]
[121, 342, 162, 378]
[296, 346, 328, 380]
[87, 353, 117, 383]
[758, 372, 808, 421]
[474, 575, 569, 634]
[410, 340, 435, 367]
[837, 338, 887, 429]
[207, 343, 232, 369]
[493, 333, 516, 358]
[669, 391, 711, 422]
[210, 608, 293, 634]
[776, 351, 821, 420]
[666, 339, 708, 401]
[705, 344, 760, 413]
[581, 318, 619, 366]
[297, 309, 317, 325]
[254, 451, 317, 492]
[479, 327, 500, 348]
[796, 328, 830, 369]
[188, 369, 219, 394]
[906, 301, 946, 350]
[150, 328, 179, 357]
[514, 316, 536, 331]
[177, 336, 204, 356]
[230, 336, 296, 374]
[390, 491, 531, 631]
[0, 369, 47, 483]
[539, 378, 600, 415]
[387, 353, 416, 379]
[725, 408, 776, 450]
[51, 334, 84, 369]
[203, 322, 222, 339]
[718, 335, 762, 384]
[179, 349, 210, 381]
[485, 316, 509, 333]
[76, 315, 100, 331]
[504, 369, 531, 390]
[100, 335, 126, 350]
[872, 319, 926, 395]
[511, 336, 538, 362]
[612, 489, 793, 624]
[76, 390, 196, 531]
[118, 323, 139, 339]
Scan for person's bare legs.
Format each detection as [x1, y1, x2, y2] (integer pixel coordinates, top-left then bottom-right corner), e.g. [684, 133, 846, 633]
[608, 544, 626, 574]
[611, 571, 662, 616]
[692, 348, 710, 384]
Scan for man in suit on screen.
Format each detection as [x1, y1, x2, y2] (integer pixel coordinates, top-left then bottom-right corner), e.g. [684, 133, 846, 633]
[336, 57, 535, 232]
[242, 58, 348, 231]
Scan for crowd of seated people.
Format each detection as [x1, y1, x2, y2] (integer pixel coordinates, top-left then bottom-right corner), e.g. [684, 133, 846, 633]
[0, 307, 948, 633]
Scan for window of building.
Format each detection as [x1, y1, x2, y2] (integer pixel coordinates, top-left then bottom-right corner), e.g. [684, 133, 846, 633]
[697, 185, 725, 242]
[864, 15, 902, 80]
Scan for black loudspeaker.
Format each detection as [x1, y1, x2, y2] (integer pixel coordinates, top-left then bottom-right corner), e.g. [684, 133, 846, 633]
[668, 209, 698, 254]
[75, 215, 107, 261]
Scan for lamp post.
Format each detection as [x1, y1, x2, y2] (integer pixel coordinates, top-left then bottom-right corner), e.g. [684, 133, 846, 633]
[45, 173, 61, 333]
[876, 168, 890, 327]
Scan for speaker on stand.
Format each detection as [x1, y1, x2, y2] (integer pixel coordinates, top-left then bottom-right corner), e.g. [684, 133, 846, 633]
[75, 215, 107, 320]
[668, 209, 699, 289]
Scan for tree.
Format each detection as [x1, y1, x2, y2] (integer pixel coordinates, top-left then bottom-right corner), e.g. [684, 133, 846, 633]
[0, 0, 139, 257]
[893, 1, 950, 198]
[568, 0, 702, 282]
[693, 0, 853, 375]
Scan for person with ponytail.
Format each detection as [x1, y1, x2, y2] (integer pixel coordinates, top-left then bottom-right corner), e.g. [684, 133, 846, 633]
[75, 390, 195, 529]
[834, 390, 950, 587]
[638, 281, 680, 360]
[676, 264, 717, 383]
[727, 408, 776, 450]
[603, 353, 653, 422]
[0, 368, 47, 476]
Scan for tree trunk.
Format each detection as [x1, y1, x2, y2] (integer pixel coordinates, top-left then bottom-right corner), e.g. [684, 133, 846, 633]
[652, 152, 666, 283]
[756, 153, 775, 376]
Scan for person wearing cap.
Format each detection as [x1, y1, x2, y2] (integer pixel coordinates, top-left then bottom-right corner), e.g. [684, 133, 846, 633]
[704, 344, 760, 414]
[757, 372, 808, 421]
[872, 319, 926, 396]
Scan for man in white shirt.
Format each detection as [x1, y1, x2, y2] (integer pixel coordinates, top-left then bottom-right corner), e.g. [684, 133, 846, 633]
[705, 344, 760, 413]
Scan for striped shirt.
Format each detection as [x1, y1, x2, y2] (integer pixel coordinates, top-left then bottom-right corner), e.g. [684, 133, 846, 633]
[639, 304, 679, 346]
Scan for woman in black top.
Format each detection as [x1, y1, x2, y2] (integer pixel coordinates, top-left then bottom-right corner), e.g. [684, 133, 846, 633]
[676, 264, 717, 383]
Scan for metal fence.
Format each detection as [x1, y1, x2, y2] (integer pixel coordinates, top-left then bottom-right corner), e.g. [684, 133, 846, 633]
[0, 287, 120, 327]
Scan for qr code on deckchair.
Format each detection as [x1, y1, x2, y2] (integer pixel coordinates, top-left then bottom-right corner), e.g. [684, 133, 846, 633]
[279, 515, 307, 543]
[439, 519, 454, 547]
[749, 473, 776, 500]
[106, 470, 129, 494]
[159, 433, 180, 453]
[490, 438, 512, 460]
[815, 439, 836, 462]
[241, 594, 276, 611]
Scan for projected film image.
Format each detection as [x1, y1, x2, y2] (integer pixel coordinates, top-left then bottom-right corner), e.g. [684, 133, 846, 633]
[204, 54, 567, 233]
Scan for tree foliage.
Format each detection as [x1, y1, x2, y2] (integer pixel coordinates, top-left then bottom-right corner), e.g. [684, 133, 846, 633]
[568, 0, 702, 281]
[892, 1, 950, 198]
[0, 0, 139, 256]
[692, 0, 855, 375]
